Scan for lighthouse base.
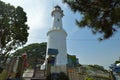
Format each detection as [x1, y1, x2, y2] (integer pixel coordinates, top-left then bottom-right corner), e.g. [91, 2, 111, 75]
[50, 65, 67, 74]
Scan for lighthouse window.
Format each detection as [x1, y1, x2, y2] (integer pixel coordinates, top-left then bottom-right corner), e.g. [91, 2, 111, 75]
[57, 19, 59, 21]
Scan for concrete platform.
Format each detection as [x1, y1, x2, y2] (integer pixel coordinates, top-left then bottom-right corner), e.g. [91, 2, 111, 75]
[23, 69, 34, 80]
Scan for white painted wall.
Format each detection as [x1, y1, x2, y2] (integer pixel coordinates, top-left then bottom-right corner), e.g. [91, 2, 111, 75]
[47, 29, 67, 65]
[46, 6, 67, 66]
[52, 11, 63, 29]
[41, 6, 67, 70]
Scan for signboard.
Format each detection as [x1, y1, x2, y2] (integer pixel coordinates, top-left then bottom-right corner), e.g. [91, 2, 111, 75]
[48, 48, 58, 55]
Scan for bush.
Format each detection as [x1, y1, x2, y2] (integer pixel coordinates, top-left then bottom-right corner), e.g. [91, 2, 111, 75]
[85, 77, 94, 80]
[0, 69, 7, 80]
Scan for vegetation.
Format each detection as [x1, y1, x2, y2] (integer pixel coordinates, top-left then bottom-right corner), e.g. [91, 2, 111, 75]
[85, 77, 94, 80]
[0, 1, 29, 66]
[115, 60, 120, 64]
[88, 64, 107, 72]
[0, 70, 7, 80]
[63, 0, 120, 40]
[80, 64, 108, 75]
[12, 42, 47, 68]
[114, 57, 120, 64]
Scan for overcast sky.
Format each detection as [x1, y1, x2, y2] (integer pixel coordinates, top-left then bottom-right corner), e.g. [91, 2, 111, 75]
[3, 0, 120, 69]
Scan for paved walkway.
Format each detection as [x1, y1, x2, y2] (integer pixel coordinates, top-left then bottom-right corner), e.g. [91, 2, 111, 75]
[23, 69, 34, 80]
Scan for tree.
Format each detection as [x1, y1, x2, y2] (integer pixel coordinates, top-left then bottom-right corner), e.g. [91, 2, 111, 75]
[115, 60, 120, 64]
[63, 0, 120, 40]
[12, 42, 47, 68]
[114, 57, 120, 64]
[0, 1, 29, 65]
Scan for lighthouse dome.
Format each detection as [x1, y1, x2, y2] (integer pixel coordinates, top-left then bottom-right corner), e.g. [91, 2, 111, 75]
[54, 5, 61, 10]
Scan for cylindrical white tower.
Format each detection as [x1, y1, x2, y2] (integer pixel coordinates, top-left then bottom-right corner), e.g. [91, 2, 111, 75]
[41, 6, 68, 72]
[46, 5, 67, 66]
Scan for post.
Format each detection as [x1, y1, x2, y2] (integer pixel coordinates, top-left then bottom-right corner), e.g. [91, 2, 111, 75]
[109, 71, 116, 80]
[0, 37, 3, 73]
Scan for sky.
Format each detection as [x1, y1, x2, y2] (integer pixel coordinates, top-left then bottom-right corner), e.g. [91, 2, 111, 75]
[3, 0, 120, 69]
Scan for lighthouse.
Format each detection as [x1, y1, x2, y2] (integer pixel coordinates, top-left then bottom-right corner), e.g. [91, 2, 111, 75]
[41, 5, 68, 73]
[47, 5, 67, 65]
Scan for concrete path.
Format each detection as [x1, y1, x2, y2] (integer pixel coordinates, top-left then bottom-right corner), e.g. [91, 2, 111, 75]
[23, 69, 34, 80]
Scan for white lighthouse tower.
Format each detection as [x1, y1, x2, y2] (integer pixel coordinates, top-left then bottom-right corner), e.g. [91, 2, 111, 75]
[41, 5, 68, 73]
[47, 5, 67, 65]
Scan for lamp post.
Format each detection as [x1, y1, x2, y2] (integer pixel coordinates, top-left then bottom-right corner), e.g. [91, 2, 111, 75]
[0, 37, 2, 62]
[0, 36, 3, 73]
[0, 29, 3, 55]
[21, 53, 27, 75]
[32, 49, 38, 78]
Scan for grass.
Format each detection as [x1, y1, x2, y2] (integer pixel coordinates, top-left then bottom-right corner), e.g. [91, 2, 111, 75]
[0, 69, 8, 80]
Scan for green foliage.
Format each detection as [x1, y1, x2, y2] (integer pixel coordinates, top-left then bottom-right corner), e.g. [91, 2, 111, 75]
[63, 0, 120, 40]
[13, 42, 47, 67]
[88, 64, 106, 71]
[0, 1, 29, 64]
[85, 77, 94, 80]
[115, 60, 120, 64]
[0, 69, 7, 80]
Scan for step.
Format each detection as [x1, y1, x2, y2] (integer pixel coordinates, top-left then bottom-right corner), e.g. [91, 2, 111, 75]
[31, 77, 46, 80]
[34, 70, 45, 78]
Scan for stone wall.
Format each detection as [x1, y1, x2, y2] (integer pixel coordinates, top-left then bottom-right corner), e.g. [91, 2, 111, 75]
[67, 66, 110, 80]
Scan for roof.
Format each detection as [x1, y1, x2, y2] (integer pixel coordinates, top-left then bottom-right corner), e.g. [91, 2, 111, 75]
[54, 5, 61, 10]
